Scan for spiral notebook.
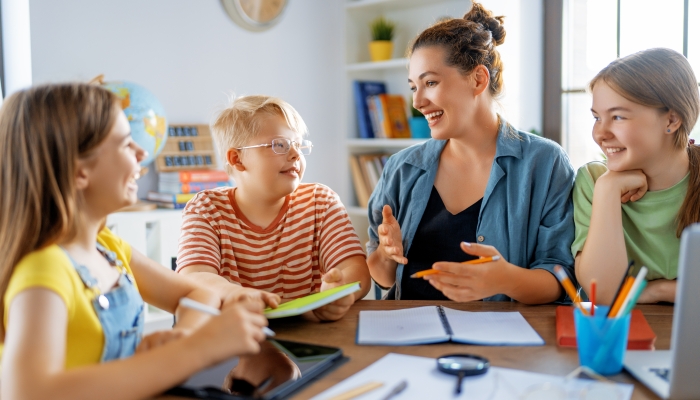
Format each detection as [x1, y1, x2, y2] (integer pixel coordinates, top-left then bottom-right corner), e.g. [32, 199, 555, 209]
[357, 306, 544, 346]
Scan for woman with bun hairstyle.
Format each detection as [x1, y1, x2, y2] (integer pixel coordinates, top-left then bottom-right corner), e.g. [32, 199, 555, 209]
[367, 2, 576, 302]
[573, 48, 700, 304]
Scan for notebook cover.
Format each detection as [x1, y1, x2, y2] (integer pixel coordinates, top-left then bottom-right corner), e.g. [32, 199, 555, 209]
[555, 305, 656, 350]
[264, 281, 361, 319]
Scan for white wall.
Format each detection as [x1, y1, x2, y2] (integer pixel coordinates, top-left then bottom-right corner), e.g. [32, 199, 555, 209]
[2, 0, 33, 95]
[29, 0, 345, 197]
[28, 0, 543, 200]
[484, 0, 544, 134]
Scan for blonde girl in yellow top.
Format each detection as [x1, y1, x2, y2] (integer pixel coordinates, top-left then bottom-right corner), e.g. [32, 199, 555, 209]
[0, 83, 269, 400]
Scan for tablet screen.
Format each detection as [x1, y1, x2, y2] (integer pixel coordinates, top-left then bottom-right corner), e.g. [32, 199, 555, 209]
[165, 339, 343, 400]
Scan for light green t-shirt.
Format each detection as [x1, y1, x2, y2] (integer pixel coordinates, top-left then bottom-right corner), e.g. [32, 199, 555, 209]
[571, 161, 688, 281]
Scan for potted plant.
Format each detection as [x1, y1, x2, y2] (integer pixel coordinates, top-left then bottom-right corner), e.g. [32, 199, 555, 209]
[409, 96, 430, 138]
[369, 16, 395, 62]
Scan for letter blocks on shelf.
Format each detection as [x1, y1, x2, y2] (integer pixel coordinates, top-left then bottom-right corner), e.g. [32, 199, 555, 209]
[156, 124, 218, 172]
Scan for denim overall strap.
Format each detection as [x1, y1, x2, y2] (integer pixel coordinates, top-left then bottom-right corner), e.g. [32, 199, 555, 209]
[65, 247, 145, 362]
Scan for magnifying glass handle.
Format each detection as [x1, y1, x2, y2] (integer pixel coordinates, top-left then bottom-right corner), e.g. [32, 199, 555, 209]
[455, 371, 465, 395]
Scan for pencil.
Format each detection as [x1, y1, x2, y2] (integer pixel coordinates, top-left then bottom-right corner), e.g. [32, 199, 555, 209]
[410, 256, 501, 278]
[590, 279, 596, 316]
[621, 279, 648, 316]
[327, 381, 384, 400]
[554, 265, 589, 316]
[614, 266, 648, 318]
[178, 297, 276, 337]
[608, 276, 634, 318]
[606, 260, 635, 317]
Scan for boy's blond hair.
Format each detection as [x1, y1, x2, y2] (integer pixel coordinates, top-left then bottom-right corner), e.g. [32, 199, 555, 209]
[211, 95, 308, 175]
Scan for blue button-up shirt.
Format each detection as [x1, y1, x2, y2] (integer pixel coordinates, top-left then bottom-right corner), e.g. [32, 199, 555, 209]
[367, 119, 576, 301]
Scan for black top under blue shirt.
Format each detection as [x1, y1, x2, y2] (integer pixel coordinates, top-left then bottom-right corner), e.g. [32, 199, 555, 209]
[398, 186, 483, 300]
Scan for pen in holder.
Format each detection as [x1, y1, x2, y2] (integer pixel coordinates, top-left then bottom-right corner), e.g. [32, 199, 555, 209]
[574, 306, 631, 375]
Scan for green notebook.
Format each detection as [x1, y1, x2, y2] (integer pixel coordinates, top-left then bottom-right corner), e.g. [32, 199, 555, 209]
[264, 281, 361, 319]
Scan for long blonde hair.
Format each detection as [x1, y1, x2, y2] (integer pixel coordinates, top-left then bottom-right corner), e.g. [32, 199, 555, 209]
[590, 48, 700, 237]
[0, 83, 120, 339]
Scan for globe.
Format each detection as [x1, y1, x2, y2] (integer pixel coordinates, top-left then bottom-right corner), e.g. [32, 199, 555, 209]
[102, 81, 168, 167]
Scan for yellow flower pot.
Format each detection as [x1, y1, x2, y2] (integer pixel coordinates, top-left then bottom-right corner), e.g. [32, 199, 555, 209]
[369, 40, 393, 62]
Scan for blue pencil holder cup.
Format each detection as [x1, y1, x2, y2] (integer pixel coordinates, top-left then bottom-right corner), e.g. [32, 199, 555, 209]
[409, 116, 431, 139]
[574, 306, 631, 375]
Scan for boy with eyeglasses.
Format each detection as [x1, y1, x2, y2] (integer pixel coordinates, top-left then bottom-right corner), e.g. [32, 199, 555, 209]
[176, 95, 370, 321]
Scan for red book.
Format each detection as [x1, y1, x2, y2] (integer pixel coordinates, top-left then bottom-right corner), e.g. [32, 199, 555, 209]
[159, 169, 229, 183]
[555, 305, 656, 350]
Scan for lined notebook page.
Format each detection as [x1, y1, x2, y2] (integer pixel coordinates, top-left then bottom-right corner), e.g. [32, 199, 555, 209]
[442, 307, 544, 345]
[357, 306, 449, 345]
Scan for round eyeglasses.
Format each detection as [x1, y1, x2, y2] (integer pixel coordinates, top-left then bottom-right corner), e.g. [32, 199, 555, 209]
[236, 138, 313, 155]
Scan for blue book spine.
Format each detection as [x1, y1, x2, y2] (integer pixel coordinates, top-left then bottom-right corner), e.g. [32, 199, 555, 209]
[353, 81, 386, 139]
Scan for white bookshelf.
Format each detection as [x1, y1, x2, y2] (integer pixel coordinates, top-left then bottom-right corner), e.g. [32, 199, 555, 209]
[342, 0, 468, 258]
[107, 209, 182, 333]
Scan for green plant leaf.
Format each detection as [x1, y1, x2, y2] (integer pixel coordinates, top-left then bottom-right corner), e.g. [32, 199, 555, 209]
[370, 16, 395, 41]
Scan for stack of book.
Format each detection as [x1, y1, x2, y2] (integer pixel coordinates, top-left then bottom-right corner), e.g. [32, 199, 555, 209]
[366, 94, 411, 139]
[353, 80, 412, 139]
[146, 169, 231, 209]
[349, 153, 389, 208]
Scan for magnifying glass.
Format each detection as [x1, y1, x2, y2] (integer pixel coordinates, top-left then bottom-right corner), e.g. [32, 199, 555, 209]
[437, 354, 490, 395]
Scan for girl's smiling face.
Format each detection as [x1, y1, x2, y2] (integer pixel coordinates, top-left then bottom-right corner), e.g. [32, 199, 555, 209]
[408, 46, 476, 140]
[80, 109, 146, 215]
[591, 82, 676, 172]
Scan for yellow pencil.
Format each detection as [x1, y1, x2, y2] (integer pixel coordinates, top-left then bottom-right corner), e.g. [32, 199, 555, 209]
[553, 265, 589, 316]
[410, 256, 501, 278]
[327, 381, 383, 400]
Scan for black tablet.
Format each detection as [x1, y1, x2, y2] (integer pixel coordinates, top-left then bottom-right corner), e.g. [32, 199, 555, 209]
[165, 339, 344, 400]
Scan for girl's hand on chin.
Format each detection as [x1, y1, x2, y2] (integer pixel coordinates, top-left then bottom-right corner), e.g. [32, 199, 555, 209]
[597, 170, 648, 203]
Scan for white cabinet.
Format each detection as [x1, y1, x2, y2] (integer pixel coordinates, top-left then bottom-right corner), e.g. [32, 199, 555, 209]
[106, 209, 182, 333]
[343, 0, 469, 248]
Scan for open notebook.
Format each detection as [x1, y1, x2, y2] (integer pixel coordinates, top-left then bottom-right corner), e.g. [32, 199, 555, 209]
[357, 306, 544, 346]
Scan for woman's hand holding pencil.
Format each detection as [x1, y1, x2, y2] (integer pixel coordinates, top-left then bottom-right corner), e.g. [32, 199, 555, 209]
[410, 256, 501, 278]
[421, 242, 512, 302]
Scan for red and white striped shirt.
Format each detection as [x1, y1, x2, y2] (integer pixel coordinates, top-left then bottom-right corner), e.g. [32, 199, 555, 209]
[176, 183, 365, 299]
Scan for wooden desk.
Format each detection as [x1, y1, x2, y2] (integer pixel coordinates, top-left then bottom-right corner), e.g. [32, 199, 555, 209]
[267, 301, 673, 400]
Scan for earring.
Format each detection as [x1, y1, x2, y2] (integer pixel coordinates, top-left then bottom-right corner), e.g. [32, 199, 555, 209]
[667, 129, 671, 133]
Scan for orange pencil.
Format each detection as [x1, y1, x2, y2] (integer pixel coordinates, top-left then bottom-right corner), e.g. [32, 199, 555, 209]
[608, 276, 634, 318]
[590, 279, 597, 316]
[553, 265, 589, 316]
[410, 256, 501, 278]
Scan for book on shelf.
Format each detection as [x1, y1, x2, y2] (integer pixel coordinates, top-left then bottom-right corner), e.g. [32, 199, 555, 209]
[349, 153, 389, 208]
[353, 80, 387, 139]
[158, 169, 229, 183]
[349, 156, 370, 208]
[158, 180, 231, 194]
[146, 201, 188, 210]
[146, 192, 197, 204]
[368, 94, 412, 139]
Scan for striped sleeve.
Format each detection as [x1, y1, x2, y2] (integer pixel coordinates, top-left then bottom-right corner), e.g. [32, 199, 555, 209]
[176, 191, 224, 273]
[317, 186, 366, 272]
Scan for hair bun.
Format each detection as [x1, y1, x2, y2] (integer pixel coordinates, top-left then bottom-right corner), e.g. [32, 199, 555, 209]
[464, 2, 506, 46]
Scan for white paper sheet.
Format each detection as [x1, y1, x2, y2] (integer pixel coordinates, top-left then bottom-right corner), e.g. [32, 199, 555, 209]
[443, 307, 545, 346]
[311, 353, 633, 400]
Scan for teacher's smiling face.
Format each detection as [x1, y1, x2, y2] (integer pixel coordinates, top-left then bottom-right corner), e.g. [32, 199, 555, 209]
[408, 45, 484, 141]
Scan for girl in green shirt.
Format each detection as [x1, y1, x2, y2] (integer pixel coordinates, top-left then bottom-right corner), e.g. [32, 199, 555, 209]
[573, 48, 700, 305]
